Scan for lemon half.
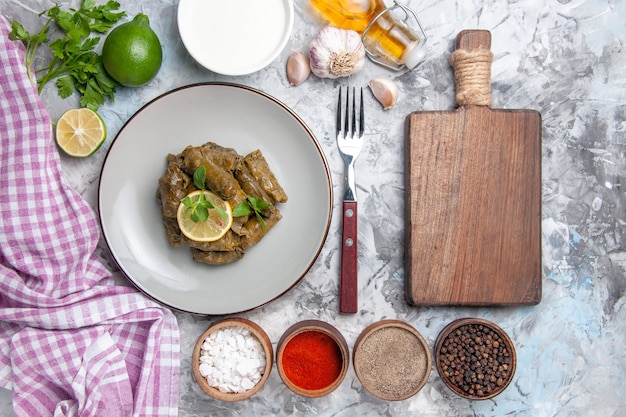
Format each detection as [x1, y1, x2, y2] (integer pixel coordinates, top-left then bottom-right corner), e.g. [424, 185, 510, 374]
[55, 108, 106, 157]
[177, 190, 233, 242]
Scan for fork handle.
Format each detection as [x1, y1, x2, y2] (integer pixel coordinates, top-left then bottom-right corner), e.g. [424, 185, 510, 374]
[339, 200, 358, 313]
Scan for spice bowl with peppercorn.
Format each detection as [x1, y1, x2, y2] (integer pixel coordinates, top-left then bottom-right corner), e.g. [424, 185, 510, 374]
[192, 318, 273, 402]
[276, 320, 349, 397]
[353, 320, 432, 401]
[434, 318, 516, 400]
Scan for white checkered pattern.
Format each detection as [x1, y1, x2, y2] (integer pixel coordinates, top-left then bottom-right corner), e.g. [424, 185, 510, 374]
[0, 15, 180, 416]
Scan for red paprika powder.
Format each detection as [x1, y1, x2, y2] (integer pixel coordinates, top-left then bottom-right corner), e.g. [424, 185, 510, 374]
[281, 330, 343, 390]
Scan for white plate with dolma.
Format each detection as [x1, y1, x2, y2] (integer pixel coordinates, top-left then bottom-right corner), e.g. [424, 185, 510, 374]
[98, 83, 332, 315]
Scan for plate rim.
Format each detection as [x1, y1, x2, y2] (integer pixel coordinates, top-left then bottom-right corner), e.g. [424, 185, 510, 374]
[97, 82, 333, 315]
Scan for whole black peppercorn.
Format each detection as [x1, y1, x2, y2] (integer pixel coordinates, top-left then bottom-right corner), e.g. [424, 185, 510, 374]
[435, 319, 516, 400]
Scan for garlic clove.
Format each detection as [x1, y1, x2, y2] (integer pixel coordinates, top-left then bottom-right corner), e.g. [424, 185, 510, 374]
[286, 51, 310, 86]
[369, 78, 399, 110]
[309, 25, 366, 79]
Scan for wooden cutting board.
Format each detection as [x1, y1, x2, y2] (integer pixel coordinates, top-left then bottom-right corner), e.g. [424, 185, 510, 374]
[404, 29, 542, 306]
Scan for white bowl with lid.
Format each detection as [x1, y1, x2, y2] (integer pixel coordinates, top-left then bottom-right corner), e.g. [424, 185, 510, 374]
[178, 0, 294, 76]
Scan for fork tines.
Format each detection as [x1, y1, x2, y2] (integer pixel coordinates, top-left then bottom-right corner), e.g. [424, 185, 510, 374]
[336, 87, 364, 139]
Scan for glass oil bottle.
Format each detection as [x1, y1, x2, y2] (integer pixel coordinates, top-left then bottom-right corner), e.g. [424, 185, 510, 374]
[309, 0, 428, 70]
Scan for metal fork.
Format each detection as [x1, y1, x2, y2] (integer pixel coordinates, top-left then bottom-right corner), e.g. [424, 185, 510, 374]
[336, 86, 364, 314]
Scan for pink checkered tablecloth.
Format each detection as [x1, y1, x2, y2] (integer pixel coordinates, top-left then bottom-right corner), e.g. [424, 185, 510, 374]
[0, 14, 180, 417]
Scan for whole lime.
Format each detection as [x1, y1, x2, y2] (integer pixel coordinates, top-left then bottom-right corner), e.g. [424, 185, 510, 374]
[102, 14, 162, 87]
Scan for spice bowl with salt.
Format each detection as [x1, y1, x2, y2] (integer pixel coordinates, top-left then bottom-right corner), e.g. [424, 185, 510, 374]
[276, 320, 349, 397]
[434, 318, 516, 400]
[192, 318, 273, 402]
[353, 320, 431, 401]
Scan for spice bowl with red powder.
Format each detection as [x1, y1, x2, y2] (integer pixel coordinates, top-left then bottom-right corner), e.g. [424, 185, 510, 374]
[434, 318, 516, 400]
[192, 318, 273, 402]
[276, 320, 349, 397]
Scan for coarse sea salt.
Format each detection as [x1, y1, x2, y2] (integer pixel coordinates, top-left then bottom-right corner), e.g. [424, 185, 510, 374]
[198, 326, 266, 393]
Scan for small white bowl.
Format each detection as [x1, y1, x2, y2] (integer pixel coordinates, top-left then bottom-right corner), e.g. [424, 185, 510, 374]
[178, 0, 294, 76]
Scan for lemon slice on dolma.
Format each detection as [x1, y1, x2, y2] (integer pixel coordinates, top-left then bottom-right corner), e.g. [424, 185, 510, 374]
[177, 190, 233, 242]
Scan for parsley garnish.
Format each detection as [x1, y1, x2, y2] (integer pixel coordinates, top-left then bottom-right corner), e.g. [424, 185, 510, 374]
[8, 0, 126, 110]
[181, 166, 227, 223]
[233, 196, 271, 231]
[182, 166, 272, 229]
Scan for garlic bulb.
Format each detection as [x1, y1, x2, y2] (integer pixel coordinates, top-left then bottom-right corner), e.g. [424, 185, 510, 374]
[286, 51, 311, 86]
[369, 78, 399, 110]
[309, 26, 366, 79]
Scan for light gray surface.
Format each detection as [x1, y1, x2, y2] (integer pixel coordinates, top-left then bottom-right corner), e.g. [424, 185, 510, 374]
[1, 0, 625, 415]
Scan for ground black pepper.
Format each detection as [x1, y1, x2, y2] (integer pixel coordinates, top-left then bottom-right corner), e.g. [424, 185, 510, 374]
[354, 325, 429, 400]
[437, 322, 514, 398]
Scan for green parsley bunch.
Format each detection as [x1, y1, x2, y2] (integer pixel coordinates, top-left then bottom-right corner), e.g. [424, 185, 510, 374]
[8, 0, 126, 110]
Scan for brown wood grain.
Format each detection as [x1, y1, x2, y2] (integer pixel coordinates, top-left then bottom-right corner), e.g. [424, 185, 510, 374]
[403, 30, 542, 306]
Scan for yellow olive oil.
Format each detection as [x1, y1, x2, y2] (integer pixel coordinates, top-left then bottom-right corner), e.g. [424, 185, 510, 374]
[310, 0, 380, 32]
[309, 0, 424, 68]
